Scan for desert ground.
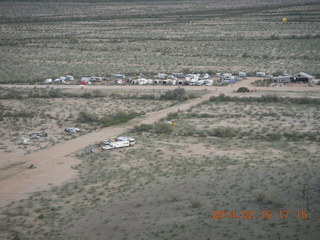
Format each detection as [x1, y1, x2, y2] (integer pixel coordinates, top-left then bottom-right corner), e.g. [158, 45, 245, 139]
[0, 78, 319, 240]
[0, 0, 320, 239]
[0, 0, 319, 84]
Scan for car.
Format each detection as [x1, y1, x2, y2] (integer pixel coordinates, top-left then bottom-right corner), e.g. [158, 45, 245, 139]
[29, 133, 40, 139]
[116, 136, 135, 142]
[102, 140, 110, 145]
[65, 127, 80, 133]
[102, 145, 113, 150]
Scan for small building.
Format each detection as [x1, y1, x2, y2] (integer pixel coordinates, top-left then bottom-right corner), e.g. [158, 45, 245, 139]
[272, 75, 292, 83]
[162, 79, 172, 85]
[292, 72, 314, 83]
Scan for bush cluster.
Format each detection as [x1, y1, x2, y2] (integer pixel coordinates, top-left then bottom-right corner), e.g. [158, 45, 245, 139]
[160, 88, 188, 101]
[209, 94, 320, 105]
[132, 122, 173, 135]
[77, 111, 141, 127]
[236, 87, 250, 92]
[0, 88, 106, 100]
[209, 127, 237, 138]
[101, 112, 140, 127]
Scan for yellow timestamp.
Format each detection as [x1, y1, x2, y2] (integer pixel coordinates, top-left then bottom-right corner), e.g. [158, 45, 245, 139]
[211, 210, 308, 220]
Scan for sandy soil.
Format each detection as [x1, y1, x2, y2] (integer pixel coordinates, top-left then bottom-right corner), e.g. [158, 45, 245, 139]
[0, 78, 319, 208]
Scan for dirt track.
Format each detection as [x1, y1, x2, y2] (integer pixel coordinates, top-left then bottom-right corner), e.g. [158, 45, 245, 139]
[0, 78, 319, 208]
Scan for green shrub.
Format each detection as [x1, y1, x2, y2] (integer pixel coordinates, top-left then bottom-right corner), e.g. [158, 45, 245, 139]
[266, 133, 282, 141]
[77, 111, 141, 127]
[190, 199, 201, 208]
[167, 112, 179, 120]
[168, 191, 181, 202]
[209, 94, 320, 105]
[283, 132, 305, 141]
[256, 190, 283, 208]
[12, 232, 23, 240]
[236, 87, 250, 92]
[77, 111, 99, 123]
[251, 78, 272, 87]
[154, 122, 173, 134]
[140, 94, 156, 100]
[209, 127, 237, 138]
[133, 124, 153, 132]
[160, 88, 187, 101]
[100, 112, 140, 127]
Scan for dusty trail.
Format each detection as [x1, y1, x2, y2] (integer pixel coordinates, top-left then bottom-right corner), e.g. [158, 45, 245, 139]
[0, 86, 216, 208]
[0, 78, 319, 208]
[0, 78, 318, 93]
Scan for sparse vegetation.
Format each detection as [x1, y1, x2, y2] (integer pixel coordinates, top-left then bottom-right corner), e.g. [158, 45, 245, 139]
[0, 0, 320, 239]
[0, 0, 319, 83]
[1, 92, 320, 240]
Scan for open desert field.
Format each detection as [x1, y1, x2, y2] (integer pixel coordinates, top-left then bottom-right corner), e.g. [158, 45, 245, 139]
[0, 86, 181, 156]
[0, 80, 319, 239]
[0, 0, 320, 83]
[0, 0, 320, 239]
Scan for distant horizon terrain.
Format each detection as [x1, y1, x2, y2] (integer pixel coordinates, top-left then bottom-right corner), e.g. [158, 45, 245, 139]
[0, 0, 319, 83]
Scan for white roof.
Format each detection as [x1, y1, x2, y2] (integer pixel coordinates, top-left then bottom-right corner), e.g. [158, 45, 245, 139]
[295, 72, 314, 79]
[272, 75, 292, 80]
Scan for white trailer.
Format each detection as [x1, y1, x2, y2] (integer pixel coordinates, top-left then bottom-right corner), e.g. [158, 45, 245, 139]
[102, 140, 131, 150]
[116, 137, 135, 145]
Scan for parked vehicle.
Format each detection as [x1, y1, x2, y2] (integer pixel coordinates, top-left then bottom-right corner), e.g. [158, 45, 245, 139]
[102, 140, 110, 145]
[65, 127, 80, 133]
[21, 138, 31, 145]
[29, 133, 40, 139]
[116, 136, 135, 143]
[102, 136, 136, 150]
[256, 72, 266, 77]
[102, 140, 131, 150]
[29, 132, 48, 139]
[102, 145, 113, 150]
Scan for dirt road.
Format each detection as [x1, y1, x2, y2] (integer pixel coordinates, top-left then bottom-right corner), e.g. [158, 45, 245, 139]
[0, 78, 319, 208]
[0, 85, 215, 208]
[1, 78, 319, 93]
